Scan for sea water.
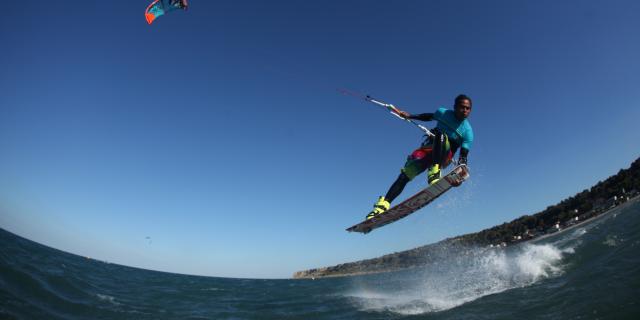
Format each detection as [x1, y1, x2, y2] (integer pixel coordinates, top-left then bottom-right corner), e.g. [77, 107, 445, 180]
[2, 199, 639, 319]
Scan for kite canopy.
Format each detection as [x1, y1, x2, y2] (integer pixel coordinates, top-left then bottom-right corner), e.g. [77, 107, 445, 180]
[145, 0, 188, 25]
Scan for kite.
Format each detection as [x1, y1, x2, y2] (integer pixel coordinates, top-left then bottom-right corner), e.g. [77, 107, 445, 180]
[145, 0, 189, 25]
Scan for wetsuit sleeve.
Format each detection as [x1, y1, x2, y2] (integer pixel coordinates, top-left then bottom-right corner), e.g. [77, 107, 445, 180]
[460, 147, 469, 158]
[408, 113, 434, 121]
[458, 147, 469, 165]
[461, 126, 474, 150]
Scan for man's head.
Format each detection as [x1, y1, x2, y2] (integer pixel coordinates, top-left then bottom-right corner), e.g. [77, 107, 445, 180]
[454, 94, 472, 120]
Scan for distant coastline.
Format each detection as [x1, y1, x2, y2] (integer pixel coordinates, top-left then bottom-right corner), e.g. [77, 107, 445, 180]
[528, 195, 638, 244]
[293, 157, 640, 279]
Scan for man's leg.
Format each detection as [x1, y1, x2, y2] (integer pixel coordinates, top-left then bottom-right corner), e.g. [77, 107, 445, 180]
[427, 131, 450, 185]
[384, 172, 411, 204]
[366, 147, 431, 219]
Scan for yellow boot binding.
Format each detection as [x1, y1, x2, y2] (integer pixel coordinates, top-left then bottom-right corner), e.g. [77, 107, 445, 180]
[427, 164, 441, 185]
[366, 196, 390, 220]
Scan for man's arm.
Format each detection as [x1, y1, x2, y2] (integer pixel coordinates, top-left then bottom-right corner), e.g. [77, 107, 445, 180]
[458, 147, 469, 165]
[396, 110, 434, 121]
[408, 113, 434, 121]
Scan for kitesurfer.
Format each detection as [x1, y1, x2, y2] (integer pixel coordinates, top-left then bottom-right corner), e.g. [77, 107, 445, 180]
[367, 94, 474, 219]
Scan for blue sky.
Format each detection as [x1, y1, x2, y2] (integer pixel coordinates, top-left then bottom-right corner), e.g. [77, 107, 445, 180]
[1, 0, 639, 279]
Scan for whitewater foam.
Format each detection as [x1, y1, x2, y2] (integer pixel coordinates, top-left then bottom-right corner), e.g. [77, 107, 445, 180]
[347, 242, 571, 315]
[96, 293, 120, 306]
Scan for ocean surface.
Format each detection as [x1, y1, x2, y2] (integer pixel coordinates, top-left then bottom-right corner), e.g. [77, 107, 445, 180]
[1, 199, 639, 320]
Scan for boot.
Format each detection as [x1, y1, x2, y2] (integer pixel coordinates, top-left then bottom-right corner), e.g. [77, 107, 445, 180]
[427, 164, 441, 185]
[366, 196, 390, 220]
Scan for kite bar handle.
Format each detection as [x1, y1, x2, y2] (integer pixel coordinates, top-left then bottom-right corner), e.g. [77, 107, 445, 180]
[365, 96, 434, 137]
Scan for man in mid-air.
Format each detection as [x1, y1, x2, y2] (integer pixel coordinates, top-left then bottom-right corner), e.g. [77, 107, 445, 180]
[367, 94, 474, 220]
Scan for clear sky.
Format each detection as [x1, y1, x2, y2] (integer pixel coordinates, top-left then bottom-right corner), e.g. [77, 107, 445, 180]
[1, 1, 639, 279]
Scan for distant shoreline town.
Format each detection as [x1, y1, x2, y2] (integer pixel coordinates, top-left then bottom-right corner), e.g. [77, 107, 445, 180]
[293, 157, 640, 279]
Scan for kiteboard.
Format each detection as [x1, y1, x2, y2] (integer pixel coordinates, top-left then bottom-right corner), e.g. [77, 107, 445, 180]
[347, 164, 470, 234]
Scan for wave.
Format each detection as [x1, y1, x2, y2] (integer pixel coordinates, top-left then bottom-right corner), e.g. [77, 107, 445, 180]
[346, 240, 576, 315]
[346, 198, 640, 317]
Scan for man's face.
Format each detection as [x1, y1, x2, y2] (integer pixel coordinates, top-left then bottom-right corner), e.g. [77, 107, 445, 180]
[454, 99, 472, 120]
